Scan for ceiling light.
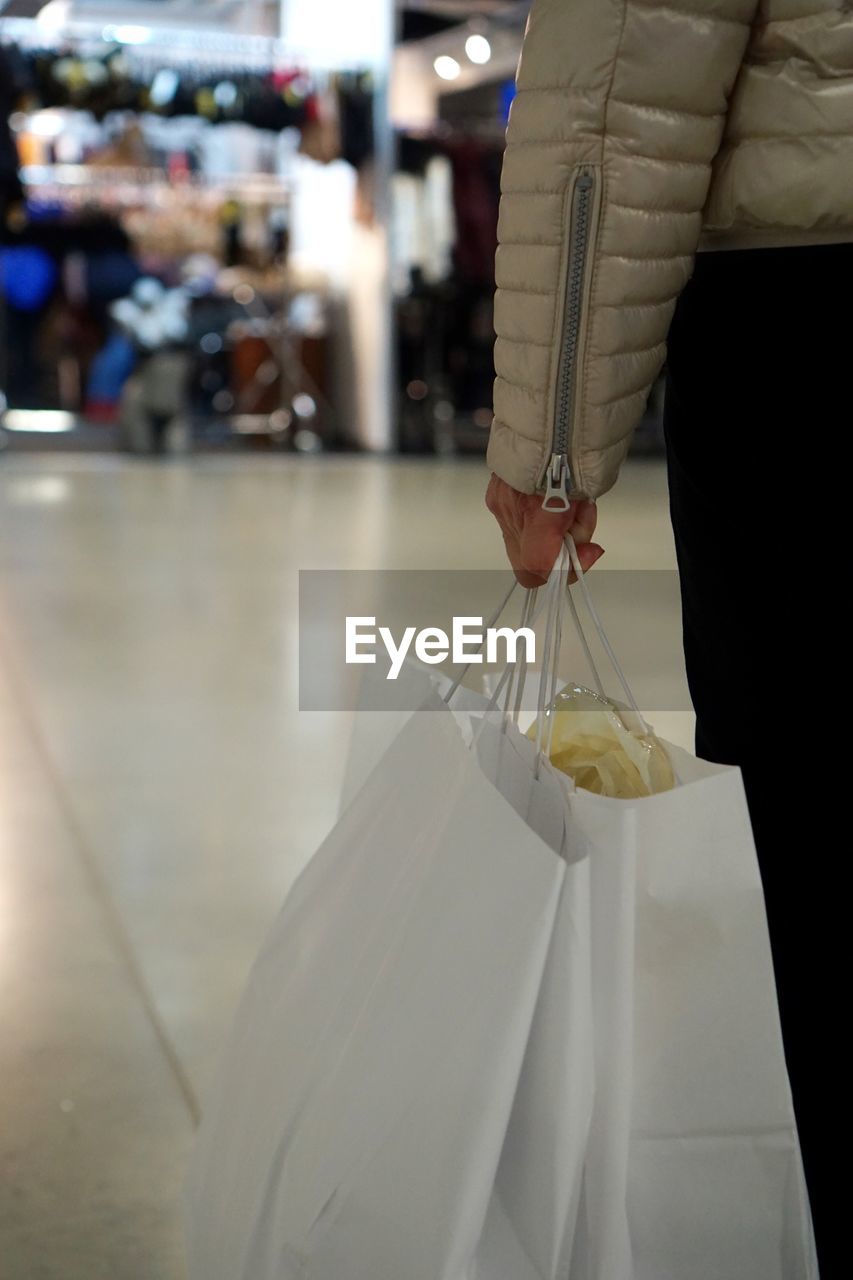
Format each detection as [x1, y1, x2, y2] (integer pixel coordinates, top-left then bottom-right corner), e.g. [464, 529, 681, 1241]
[465, 35, 492, 65]
[35, 1, 71, 36]
[434, 55, 461, 82]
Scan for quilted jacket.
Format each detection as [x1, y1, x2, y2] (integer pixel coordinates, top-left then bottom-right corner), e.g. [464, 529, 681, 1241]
[487, 0, 853, 504]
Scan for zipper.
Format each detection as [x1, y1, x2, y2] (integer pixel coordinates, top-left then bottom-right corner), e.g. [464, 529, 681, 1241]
[541, 169, 598, 512]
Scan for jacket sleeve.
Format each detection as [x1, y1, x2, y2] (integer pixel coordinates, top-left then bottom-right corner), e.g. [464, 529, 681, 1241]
[487, 0, 759, 502]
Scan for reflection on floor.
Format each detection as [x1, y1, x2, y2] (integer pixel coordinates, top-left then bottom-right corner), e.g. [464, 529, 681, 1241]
[0, 454, 691, 1278]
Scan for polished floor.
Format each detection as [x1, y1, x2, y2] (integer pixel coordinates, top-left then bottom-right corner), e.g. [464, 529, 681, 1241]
[0, 453, 691, 1279]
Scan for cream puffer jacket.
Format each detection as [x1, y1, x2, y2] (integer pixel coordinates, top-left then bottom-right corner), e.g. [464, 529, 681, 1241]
[488, 0, 853, 504]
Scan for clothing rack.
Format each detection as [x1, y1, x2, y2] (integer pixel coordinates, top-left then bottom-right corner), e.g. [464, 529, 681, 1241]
[0, 17, 370, 73]
[20, 166, 291, 208]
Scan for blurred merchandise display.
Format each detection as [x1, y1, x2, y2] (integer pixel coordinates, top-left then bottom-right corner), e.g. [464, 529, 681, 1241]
[388, 6, 521, 457]
[392, 127, 502, 457]
[1, 5, 662, 460]
[0, 19, 376, 454]
[0, 37, 374, 136]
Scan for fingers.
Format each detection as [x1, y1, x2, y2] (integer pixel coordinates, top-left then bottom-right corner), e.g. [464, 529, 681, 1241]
[568, 541, 604, 583]
[516, 497, 598, 586]
[569, 499, 598, 546]
[485, 474, 605, 588]
[513, 567, 550, 588]
[512, 538, 604, 587]
[517, 521, 566, 585]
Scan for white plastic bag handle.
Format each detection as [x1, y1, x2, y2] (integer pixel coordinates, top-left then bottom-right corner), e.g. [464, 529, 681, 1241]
[562, 535, 650, 733]
[442, 578, 518, 705]
[449, 536, 655, 770]
[529, 539, 654, 778]
[469, 586, 549, 743]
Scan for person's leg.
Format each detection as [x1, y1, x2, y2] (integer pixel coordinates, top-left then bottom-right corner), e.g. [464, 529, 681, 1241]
[664, 244, 847, 1273]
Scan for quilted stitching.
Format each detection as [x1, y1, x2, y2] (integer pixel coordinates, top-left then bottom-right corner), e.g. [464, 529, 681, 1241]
[489, 0, 853, 500]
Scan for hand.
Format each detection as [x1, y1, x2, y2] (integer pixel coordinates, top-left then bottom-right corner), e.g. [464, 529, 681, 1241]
[485, 474, 604, 588]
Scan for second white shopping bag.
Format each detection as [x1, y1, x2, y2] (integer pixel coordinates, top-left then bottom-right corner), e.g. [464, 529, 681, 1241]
[475, 545, 816, 1280]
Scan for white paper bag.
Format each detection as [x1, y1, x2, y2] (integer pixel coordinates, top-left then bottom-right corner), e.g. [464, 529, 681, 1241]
[184, 691, 569, 1280]
[479, 741, 816, 1280]
[338, 657, 483, 815]
[337, 707, 815, 1269]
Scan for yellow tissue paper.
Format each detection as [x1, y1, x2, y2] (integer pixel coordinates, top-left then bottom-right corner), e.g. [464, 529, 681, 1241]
[527, 684, 675, 798]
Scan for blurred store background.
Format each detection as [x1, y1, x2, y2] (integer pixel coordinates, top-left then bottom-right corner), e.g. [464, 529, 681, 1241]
[0, 5, 680, 1279]
[0, 0, 667, 461]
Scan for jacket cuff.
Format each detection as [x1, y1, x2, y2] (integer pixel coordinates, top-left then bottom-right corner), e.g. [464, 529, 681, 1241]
[486, 419, 543, 495]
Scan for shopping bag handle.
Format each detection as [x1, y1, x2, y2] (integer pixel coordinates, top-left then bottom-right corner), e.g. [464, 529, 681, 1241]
[530, 538, 652, 776]
[446, 536, 656, 772]
[467, 585, 548, 751]
[442, 578, 518, 705]
[558, 538, 684, 787]
[562, 535, 648, 730]
[442, 536, 612, 713]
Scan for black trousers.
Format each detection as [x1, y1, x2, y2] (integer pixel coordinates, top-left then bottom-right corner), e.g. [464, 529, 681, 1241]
[664, 243, 848, 1277]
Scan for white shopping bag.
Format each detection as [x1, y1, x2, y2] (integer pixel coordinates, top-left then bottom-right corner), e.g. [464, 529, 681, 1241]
[477, 739, 816, 1280]
[338, 578, 521, 815]
[338, 657, 489, 816]
[477, 548, 814, 1280]
[185, 546, 817, 1280]
[184, 688, 570, 1280]
[337, 657, 444, 815]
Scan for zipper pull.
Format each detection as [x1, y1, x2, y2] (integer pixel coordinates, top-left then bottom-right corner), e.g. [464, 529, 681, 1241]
[542, 452, 572, 512]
